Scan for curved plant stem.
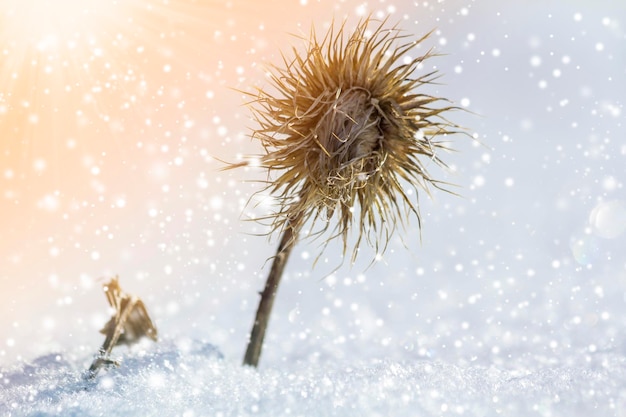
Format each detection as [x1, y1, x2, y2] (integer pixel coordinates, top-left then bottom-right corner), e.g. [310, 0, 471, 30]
[243, 216, 302, 367]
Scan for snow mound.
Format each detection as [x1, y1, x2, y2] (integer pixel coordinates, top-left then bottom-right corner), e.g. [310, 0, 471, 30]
[2, 339, 625, 417]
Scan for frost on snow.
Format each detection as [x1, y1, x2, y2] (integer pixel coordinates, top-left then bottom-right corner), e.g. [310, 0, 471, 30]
[1, 341, 624, 417]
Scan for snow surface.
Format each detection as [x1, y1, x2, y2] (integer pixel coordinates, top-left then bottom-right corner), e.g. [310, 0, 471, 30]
[3, 339, 626, 416]
[2, 0, 626, 416]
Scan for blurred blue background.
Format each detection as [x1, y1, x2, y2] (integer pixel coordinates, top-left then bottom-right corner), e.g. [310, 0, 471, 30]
[1, 0, 624, 368]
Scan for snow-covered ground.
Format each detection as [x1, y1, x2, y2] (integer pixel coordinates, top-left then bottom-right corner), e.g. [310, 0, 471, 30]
[3, 339, 626, 416]
[2, 0, 625, 416]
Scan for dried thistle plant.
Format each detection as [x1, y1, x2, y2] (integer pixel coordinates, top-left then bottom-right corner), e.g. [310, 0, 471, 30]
[236, 17, 462, 367]
[87, 276, 157, 378]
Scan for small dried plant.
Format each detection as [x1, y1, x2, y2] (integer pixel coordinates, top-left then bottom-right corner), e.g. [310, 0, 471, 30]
[235, 16, 462, 367]
[86, 276, 157, 378]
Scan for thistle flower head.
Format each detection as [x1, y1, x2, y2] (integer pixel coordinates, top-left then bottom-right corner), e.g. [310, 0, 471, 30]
[243, 17, 461, 261]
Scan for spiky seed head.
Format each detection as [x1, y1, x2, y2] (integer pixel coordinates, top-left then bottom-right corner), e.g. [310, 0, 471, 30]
[241, 17, 460, 261]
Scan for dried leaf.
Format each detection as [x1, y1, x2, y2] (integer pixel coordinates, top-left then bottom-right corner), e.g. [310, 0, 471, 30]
[87, 276, 157, 378]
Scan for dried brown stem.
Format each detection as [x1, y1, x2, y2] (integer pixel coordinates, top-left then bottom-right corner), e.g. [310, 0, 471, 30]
[86, 277, 157, 378]
[243, 216, 301, 367]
